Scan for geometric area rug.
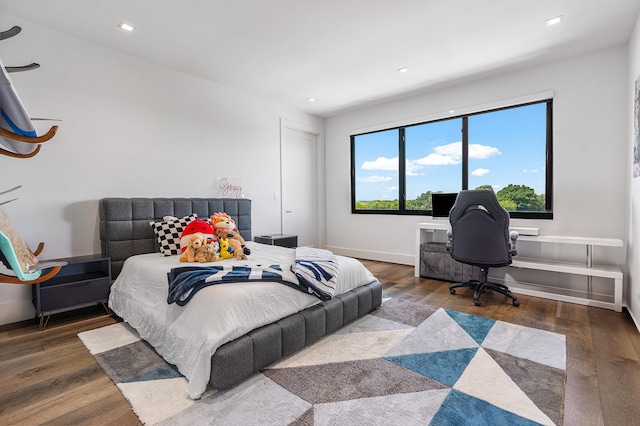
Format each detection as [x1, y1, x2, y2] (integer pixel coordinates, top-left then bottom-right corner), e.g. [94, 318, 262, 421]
[78, 297, 566, 425]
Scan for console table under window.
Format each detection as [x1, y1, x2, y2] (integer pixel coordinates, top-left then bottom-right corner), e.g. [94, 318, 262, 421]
[415, 222, 623, 312]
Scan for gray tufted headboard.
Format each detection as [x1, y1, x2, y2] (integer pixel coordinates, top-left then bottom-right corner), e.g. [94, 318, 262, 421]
[99, 198, 251, 279]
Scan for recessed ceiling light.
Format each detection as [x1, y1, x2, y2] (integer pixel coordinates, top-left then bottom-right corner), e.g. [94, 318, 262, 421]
[307, 98, 316, 102]
[397, 67, 408, 73]
[118, 22, 135, 32]
[546, 15, 563, 27]
[449, 109, 456, 114]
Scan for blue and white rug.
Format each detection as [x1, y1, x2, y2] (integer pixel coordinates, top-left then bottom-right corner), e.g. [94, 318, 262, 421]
[79, 298, 566, 425]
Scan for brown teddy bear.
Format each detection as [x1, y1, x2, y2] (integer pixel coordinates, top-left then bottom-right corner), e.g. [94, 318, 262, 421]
[179, 233, 207, 262]
[195, 241, 219, 263]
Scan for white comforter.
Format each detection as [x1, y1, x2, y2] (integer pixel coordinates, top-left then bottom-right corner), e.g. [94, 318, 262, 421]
[108, 242, 376, 399]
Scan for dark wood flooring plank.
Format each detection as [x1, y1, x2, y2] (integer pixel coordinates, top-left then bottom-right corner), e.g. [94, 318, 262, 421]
[0, 362, 105, 419]
[39, 380, 140, 426]
[0, 343, 92, 390]
[519, 296, 559, 332]
[589, 308, 640, 426]
[560, 307, 604, 426]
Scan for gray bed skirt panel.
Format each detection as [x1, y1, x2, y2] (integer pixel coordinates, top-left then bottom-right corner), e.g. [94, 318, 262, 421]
[210, 280, 383, 390]
[99, 198, 252, 279]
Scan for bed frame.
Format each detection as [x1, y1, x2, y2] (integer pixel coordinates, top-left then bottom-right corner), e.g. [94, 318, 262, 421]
[99, 197, 383, 390]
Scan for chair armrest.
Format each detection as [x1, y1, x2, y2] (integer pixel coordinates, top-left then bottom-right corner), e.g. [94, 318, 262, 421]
[30, 260, 68, 272]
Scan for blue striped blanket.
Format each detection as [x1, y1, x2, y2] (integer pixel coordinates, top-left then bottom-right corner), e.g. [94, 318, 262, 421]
[167, 247, 339, 306]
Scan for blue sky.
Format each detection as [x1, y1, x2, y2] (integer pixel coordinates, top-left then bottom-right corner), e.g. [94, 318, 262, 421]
[354, 102, 547, 201]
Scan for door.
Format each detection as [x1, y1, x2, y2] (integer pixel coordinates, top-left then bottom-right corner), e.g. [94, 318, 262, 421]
[281, 122, 318, 247]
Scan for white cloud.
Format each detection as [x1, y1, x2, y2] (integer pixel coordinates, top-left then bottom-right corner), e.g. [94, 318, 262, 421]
[469, 143, 500, 159]
[523, 169, 538, 173]
[410, 141, 500, 169]
[435, 142, 464, 157]
[414, 142, 462, 166]
[415, 152, 461, 166]
[405, 160, 424, 176]
[363, 142, 501, 180]
[471, 168, 490, 176]
[359, 175, 393, 183]
[416, 142, 462, 166]
[361, 156, 398, 171]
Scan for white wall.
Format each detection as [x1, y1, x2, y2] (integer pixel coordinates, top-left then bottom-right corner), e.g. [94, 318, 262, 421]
[325, 45, 629, 292]
[627, 13, 640, 328]
[0, 15, 323, 325]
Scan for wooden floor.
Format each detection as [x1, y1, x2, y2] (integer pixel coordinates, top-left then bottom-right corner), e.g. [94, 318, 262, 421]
[1, 260, 639, 425]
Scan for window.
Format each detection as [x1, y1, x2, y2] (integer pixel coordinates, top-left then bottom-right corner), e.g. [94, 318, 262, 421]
[351, 100, 553, 219]
[352, 129, 399, 210]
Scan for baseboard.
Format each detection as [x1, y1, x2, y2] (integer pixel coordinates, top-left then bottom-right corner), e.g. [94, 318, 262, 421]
[0, 317, 34, 333]
[325, 246, 414, 266]
[627, 306, 640, 334]
[0, 298, 35, 327]
[0, 304, 109, 331]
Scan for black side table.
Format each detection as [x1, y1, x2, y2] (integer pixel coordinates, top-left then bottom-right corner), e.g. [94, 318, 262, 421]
[254, 234, 298, 248]
[32, 254, 112, 329]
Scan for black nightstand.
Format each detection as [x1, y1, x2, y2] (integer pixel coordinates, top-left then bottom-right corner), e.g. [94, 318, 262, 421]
[254, 234, 298, 248]
[32, 254, 112, 329]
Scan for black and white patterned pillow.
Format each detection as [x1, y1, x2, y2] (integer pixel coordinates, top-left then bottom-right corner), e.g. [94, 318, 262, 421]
[149, 214, 197, 256]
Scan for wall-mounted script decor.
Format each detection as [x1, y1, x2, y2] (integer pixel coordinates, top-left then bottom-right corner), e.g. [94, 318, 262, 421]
[214, 177, 244, 198]
[0, 26, 59, 159]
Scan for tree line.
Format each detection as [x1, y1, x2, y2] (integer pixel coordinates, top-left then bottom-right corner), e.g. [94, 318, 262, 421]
[357, 184, 545, 212]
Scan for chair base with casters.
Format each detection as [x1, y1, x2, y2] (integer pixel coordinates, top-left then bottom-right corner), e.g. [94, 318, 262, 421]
[445, 189, 521, 308]
[449, 267, 520, 307]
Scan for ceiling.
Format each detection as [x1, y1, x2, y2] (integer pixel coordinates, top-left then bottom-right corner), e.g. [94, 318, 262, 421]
[1, 0, 639, 118]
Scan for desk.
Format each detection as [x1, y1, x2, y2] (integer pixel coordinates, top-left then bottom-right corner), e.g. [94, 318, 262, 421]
[415, 222, 624, 311]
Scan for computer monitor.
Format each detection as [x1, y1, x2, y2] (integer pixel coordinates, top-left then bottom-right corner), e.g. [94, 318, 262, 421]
[431, 192, 458, 218]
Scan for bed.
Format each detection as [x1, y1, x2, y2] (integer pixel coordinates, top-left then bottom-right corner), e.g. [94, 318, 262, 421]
[99, 197, 383, 399]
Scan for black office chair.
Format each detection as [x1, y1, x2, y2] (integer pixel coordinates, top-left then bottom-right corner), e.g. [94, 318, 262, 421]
[446, 190, 520, 307]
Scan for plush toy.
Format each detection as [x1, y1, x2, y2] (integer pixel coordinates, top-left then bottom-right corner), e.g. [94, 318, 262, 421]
[195, 241, 219, 263]
[180, 219, 216, 253]
[180, 233, 207, 262]
[218, 237, 234, 259]
[208, 240, 220, 260]
[210, 212, 250, 260]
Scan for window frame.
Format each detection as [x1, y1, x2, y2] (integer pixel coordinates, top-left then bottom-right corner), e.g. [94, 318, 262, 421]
[350, 99, 553, 219]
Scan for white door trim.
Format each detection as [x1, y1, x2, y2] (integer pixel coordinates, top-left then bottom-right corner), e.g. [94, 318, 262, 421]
[279, 118, 325, 248]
